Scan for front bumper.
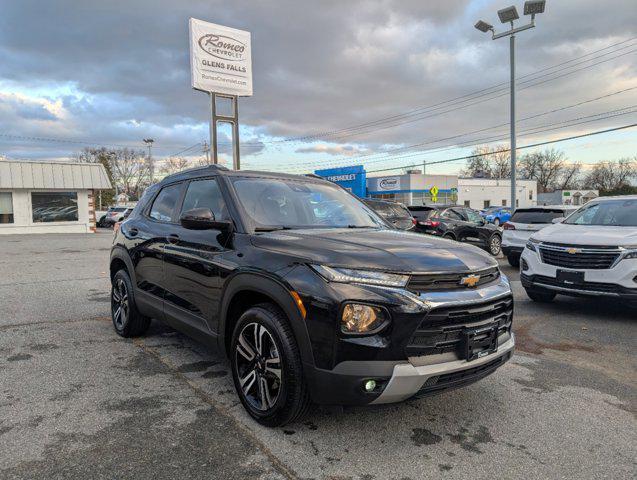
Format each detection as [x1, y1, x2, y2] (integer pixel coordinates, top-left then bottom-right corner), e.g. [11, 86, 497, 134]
[521, 248, 637, 296]
[371, 335, 514, 404]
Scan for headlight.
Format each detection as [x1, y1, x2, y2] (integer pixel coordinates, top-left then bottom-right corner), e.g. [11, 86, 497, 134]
[310, 265, 409, 288]
[341, 303, 388, 334]
[621, 251, 637, 260]
[526, 237, 540, 252]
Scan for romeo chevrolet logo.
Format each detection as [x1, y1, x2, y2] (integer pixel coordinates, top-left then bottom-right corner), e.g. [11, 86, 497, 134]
[566, 248, 579, 254]
[460, 274, 480, 288]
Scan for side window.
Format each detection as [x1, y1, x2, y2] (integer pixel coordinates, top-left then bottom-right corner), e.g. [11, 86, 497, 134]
[441, 209, 461, 220]
[181, 178, 228, 221]
[149, 183, 182, 222]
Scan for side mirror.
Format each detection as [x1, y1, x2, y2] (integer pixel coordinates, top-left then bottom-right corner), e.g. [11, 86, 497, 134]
[180, 208, 232, 231]
[551, 217, 564, 224]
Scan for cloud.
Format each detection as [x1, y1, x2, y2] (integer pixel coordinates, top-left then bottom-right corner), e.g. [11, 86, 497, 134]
[295, 144, 372, 156]
[0, 0, 634, 166]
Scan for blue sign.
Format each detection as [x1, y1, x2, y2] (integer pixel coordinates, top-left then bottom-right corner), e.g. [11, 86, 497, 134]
[314, 165, 367, 198]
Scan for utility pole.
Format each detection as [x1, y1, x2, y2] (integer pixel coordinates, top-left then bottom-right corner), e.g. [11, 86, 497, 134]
[203, 141, 210, 164]
[143, 138, 155, 183]
[474, 1, 546, 212]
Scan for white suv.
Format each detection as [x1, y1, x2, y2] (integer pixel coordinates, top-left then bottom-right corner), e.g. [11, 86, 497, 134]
[502, 206, 577, 267]
[520, 196, 637, 307]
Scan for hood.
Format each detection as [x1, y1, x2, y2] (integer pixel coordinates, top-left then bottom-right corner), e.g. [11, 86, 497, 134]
[251, 228, 496, 273]
[532, 223, 637, 247]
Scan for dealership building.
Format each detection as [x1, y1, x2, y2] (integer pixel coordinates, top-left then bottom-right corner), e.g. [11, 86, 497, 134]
[315, 165, 537, 209]
[0, 159, 112, 234]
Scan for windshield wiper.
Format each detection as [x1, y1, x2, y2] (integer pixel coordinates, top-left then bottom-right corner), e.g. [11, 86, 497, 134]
[254, 226, 293, 232]
[347, 225, 378, 229]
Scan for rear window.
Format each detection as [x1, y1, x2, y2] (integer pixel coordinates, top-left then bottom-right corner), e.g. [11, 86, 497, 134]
[510, 209, 567, 224]
[408, 207, 436, 220]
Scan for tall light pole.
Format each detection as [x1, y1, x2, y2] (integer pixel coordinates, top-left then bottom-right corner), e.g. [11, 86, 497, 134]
[143, 138, 155, 184]
[475, 0, 546, 211]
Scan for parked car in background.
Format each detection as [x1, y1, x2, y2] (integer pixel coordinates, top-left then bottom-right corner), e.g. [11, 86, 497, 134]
[110, 166, 514, 426]
[483, 207, 511, 226]
[362, 198, 414, 230]
[99, 206, 134, 228]
[520, 196, 637, 306]
[502, 206, 577, 267]
[409, 205, 502, 256]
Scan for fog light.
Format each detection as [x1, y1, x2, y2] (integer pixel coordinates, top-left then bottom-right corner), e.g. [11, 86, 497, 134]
[364, 380, 377, 392]
[341, 304, 386, 333]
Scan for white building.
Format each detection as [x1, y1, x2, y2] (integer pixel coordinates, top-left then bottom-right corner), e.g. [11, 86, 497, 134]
[366, 170, 537, 209]
[0, 160, 112, 234]
[457, 178, 537, 209]
[537, 189, 599, 206]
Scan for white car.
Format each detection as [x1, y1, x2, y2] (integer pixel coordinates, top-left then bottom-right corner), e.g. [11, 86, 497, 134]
[520, 195, 637, 306]
[502, 205, 577, 267]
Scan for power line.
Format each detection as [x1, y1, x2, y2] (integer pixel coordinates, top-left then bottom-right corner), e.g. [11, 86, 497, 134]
[265, 107, 636, 174]
[321, 107, 637, 173]
[280, 47, 637, 145]
[365, 122, 637, 174]
[242, 37, 637, 145]
[277, 86, 637, 170]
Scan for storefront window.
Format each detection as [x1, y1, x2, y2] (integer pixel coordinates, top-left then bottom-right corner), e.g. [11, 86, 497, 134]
[0, 192, 14, 224]
[32, 192, 78, 222]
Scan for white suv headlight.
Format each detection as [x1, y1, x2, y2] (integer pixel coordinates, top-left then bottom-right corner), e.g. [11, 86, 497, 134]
[310, 265, 409, 288]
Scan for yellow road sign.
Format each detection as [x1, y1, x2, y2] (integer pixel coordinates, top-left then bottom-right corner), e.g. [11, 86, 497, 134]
[430, 185, 439, 197]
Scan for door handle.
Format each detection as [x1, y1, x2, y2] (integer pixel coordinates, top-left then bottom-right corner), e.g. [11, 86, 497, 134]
[167, 233, 180, 244]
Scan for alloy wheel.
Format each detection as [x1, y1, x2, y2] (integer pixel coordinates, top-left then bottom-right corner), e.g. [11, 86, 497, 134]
[111, 278, 129, 329]
[490, 236, 501, 255]
[235, 322, 282, 411]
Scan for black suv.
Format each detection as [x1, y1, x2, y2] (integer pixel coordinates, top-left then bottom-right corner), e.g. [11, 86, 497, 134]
[362, 198, 415, 230]
[110, 166, 514, 426]
[409, 205, 502, 256]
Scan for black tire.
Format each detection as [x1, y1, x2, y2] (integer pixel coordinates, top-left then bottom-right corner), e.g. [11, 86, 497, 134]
[111, 269, 151, 337]
[507, 254, 520, 268]
[525, 288, 556, 303]
[488, 234, 502, 256]
[230, 304, 311, 427]
[442, 232, 456, 241]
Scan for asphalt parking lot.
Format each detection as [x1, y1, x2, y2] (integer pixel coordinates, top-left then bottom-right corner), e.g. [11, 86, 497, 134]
[1, 233, 635, 480]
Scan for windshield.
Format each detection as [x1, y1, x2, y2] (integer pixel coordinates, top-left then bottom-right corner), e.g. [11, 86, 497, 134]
[231, 177, 386, 230]
[564, 199, 637, 226]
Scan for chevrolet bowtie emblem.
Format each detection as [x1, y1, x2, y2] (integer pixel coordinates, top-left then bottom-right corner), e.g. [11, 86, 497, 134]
[566, 248, 579, 254]
[460, 274, 480, 288]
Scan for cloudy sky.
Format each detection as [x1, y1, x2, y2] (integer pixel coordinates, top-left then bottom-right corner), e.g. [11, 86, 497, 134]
[0, 0, 635, 176]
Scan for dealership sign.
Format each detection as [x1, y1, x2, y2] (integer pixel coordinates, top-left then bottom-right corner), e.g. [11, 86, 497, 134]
[378, 177, 401, 190]
[189, 18, 253, 96]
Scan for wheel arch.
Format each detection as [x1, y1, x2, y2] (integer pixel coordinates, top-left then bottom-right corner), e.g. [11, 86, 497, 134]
[109, 246, 136, 284]
[217, 273, 314, 366]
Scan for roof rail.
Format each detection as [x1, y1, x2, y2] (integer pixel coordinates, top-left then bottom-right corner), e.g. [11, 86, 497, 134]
[162, 164, 228, 182]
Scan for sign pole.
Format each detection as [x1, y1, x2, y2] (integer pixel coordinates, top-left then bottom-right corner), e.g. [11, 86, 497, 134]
[210, 93, 217, 164]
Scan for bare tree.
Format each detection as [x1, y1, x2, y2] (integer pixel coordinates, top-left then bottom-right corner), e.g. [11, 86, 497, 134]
[519, 149, 567, 193]
[557, 162, 582, 190]
[462, 145, 510, 178]
[584, 157, 637, 192]
[108, 148, 152, 199]
[160, 156, 190, 176]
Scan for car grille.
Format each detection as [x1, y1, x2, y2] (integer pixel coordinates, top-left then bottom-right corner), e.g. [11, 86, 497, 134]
[539, 243, 620, 270]
[405, 296, 513, 357]
[407, 267, 500, 292]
